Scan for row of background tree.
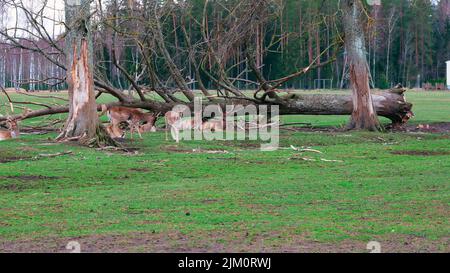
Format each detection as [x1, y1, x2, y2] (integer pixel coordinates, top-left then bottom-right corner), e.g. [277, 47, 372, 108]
[0, 0, 449, 91]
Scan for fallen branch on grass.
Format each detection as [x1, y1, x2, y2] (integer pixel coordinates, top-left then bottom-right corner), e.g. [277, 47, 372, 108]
[34, 151, 73, 159]
[290, 145, 323, 154]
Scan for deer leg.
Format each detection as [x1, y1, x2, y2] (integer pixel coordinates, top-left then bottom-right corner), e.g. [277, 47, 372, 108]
[166, 125, 173, 141]
[137, 126, 143, 139]
[171, 126, 179, 143]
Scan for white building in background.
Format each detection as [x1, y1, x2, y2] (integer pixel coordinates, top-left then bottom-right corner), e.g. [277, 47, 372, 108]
[447, 61, 450, 90]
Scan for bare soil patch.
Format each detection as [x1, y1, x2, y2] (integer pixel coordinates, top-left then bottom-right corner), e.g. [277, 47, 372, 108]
[0, 175, 59, 181]
[397, 122, 450, 134]
[0, 175, 60, 192]
[129, 168, 151, 173]
[391, 150, 450, 156]
[280, 122, 450, 134]
[0, 232, 447, 253]
[0, 156, 32, 164]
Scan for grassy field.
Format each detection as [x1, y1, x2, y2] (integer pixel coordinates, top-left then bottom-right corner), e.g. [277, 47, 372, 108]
[0, 90, 449, 253]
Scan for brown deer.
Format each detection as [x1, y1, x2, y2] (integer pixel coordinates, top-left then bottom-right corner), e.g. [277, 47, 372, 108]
[105, 123, 125, 139]
[101, 105, 158, 139]
[0, 118, 20, 141]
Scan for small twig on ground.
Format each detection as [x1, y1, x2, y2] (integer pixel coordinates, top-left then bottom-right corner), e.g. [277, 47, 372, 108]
[320, 158, 344, 163]
[290, 145, 323, 154]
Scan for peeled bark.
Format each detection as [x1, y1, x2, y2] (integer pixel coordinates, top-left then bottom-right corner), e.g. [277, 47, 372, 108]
[57, 39, 98, 142]
[58, 0, 113, 146]
[342, 0, 381, 131]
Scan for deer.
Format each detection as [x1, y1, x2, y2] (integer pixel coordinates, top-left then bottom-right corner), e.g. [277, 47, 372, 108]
[169, 106, 235, 143]
[100, 105, 158, 139]
[169, 109, 207, 143]
[105, 123, 125, 139]
[170, 117, 200, 143]
[201, 105, 238, 133]
[164, 111, 182, 141]
[0, 118, 20, 141]
[201, 119, 225, 132]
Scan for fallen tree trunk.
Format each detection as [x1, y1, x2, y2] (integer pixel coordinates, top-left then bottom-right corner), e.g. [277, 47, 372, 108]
[279, 87, 413, 126]
[1, 87, 413, 127]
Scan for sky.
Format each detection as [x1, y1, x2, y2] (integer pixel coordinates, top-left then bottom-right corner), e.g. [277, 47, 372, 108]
[1, 0, 445, 37]
[3, 0, 65, 36]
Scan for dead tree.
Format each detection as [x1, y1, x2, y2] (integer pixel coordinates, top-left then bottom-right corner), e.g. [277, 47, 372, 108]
[57, 0, 113, 146]
[341, 0, 382, 131]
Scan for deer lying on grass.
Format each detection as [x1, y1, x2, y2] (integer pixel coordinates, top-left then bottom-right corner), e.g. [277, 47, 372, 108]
[101, 105, 158, 139]
[201, 119, 225, 132]
[169, 106, 234, 143]
[0, 118, 20, 141]
[105, 123, 125, 139]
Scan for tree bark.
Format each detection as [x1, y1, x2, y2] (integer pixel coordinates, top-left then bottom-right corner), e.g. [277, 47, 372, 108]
[342, 0, 382, 131]
[58, 0, 112, 146]
[3, 87, 413, 127]
[280, 86, 413, 126]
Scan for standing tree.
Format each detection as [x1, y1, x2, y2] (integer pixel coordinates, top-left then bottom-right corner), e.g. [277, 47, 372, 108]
[57, 0, 110, 145]
[342, 0, 382, 131]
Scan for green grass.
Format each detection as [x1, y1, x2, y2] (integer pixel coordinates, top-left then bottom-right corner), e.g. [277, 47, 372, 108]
[0, 90, 449, 252]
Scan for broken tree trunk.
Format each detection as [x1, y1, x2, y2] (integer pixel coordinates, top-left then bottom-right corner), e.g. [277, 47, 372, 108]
[280, 86, 413, 126]
[342, 0, 382, 131]
[58, 0, 114, 146]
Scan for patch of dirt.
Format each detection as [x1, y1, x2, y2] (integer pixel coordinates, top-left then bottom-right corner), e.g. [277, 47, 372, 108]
[0, 156, 34, 164]
[224, 141, 262, 149]
[279, 122, 450, 134]
[16, 147, 39, 152]
[0, 232, 447, 253]
[281, 126, 345, 133]
[391, 150, 450, 156]
[0, 175, 59, 181]
[129, 168, 151, 173]
[0, 175, 60, 192]
[396, 122, 450, 134]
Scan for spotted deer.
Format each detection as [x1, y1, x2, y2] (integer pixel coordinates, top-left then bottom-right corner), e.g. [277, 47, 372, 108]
[101, 105, 158, 139]
[0, 118, 20, 141]
[105, 123, 125, 139]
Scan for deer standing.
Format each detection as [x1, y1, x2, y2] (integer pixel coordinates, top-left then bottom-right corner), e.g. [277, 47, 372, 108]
[164, 111, 182, 141]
